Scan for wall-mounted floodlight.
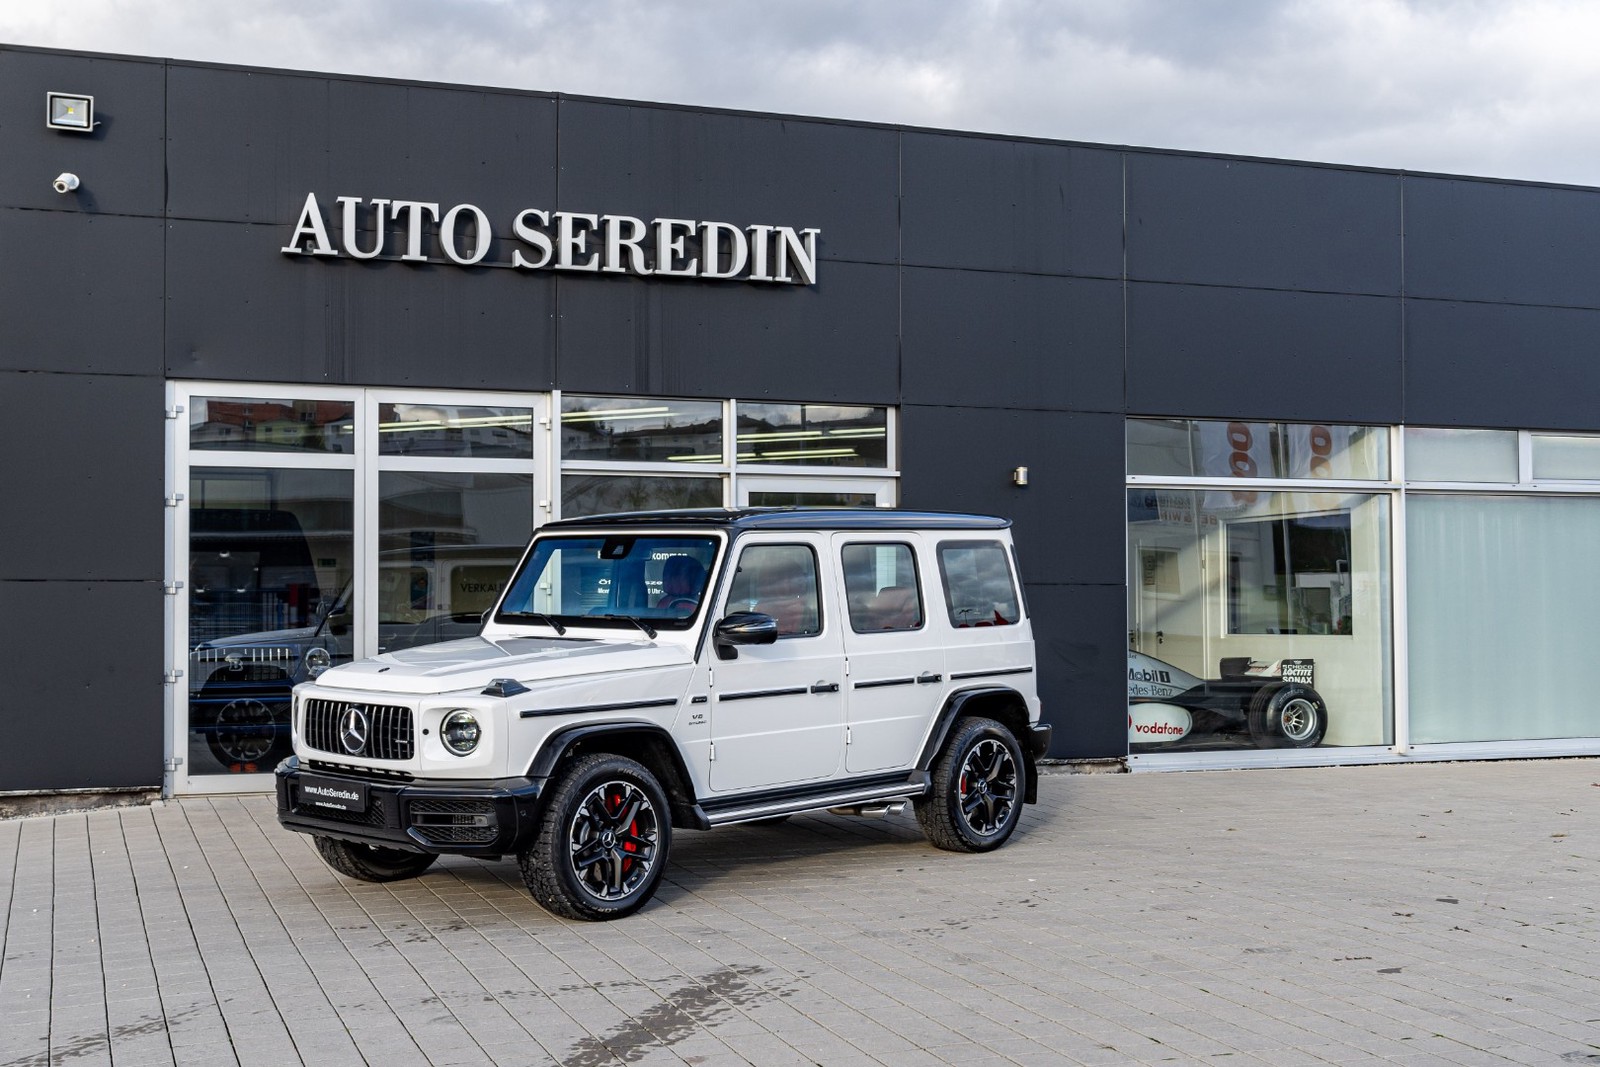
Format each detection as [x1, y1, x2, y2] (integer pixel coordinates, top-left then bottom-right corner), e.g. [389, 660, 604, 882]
[47, 92, 95, 132]
[1012, 465, 1030, 487]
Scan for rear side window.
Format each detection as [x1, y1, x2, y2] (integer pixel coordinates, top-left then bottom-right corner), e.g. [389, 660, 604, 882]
[841, 543, 923, 632]
[937, 540, 1021, 628]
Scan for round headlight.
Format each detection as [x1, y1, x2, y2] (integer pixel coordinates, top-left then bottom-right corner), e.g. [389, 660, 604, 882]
[441, 710, 482, 756]
[304, 647, 332, 677]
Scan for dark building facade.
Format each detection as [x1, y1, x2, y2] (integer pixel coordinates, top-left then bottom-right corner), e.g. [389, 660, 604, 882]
[5, 43, 1600, 798]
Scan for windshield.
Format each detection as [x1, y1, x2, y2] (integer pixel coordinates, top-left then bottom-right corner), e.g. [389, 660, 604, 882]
[496, 534, 720, 631]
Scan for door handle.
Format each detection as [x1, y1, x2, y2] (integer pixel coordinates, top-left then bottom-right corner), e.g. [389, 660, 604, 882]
[810, 682, 839, 694]
[917, 672, 942, 684]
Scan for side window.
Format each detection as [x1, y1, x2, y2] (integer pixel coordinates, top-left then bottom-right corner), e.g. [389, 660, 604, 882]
[727, 544, 821, 637]
[842, 543, 924, 632]
[938, 540, 1021, 628]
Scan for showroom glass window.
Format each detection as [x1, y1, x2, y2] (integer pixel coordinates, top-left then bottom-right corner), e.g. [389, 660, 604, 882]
[1126, 419, 1395, 759]
[173, 388, 540, 790]
[559, 394, 897, 515]
[1405, 427, 1600, 745]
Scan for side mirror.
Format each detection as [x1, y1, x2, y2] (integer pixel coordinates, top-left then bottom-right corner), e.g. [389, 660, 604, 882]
[713, 611, 778, 659]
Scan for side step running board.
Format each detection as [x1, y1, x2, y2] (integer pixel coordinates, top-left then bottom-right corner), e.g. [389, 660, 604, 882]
[705, 778, 927, 826]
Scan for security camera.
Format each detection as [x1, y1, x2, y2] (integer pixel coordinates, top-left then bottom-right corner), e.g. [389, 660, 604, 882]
[52, 172, 80, 194]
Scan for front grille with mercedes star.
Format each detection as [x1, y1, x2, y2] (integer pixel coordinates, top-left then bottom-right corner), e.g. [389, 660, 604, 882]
[303, 698, 414, 761]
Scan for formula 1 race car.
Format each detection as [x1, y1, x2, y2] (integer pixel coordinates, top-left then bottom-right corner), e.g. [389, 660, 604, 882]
[1128, 650, 1329, 750]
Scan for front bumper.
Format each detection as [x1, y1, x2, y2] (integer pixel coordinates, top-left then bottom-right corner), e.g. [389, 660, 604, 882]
[275, 756, 545, 857]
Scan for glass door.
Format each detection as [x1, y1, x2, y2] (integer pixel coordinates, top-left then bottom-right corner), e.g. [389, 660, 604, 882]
[167, 384, 549, 795]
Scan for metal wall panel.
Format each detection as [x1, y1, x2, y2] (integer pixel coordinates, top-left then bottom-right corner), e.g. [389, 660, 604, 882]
[165, 220, 560, 388]
[898, 406, 1125, 587]
[1404, 176, 1600, 308]
[1405, 298, 1600, 430]
[901, 269, 1123, 411]
[0, 371, 164, 583]
[0, 47, 167, 217]
[556, 100, 899, 266]
[1127, 153, 1402, 296]
[0, 581, 163, 791]
[901, 133, 1124, 278]
[1126, 282, 1403, 424]
[167, 64, 559, 228]
[554, 262, 900, 402]
[1022, 582, 1129, 760]
[0, 208, 164, 374]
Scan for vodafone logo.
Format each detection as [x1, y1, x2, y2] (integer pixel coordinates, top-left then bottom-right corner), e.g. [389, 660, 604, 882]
[1128, 702, 1193, 744]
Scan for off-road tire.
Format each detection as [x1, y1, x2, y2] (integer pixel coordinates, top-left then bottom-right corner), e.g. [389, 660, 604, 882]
[519, 753, 670, 921]
[313, 835, 437, 882]
[915, 716, 1025, 853]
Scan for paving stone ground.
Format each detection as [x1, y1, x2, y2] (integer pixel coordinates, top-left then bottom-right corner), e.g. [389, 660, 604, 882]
[2, 759, 1598, 1066]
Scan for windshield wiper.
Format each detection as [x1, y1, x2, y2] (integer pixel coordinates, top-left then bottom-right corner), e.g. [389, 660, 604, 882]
[598, 614, 657, 640]
[498, 611, 567, 635]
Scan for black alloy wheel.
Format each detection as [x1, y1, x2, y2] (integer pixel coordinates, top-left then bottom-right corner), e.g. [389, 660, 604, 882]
[206, 696, 290, 770]
[916, 716, 1025, 853]
[520, 753, 670, 921]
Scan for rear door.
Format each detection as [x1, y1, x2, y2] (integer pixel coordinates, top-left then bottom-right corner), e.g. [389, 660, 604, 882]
[835, 535, 945, 773]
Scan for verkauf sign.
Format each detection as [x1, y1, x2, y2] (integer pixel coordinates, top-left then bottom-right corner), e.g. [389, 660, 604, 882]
[280, 193, 821, 285]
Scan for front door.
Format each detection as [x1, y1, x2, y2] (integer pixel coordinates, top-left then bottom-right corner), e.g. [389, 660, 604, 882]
[706, 535, 846, 792]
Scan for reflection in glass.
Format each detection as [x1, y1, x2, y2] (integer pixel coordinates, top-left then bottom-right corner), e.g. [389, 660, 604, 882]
[378, 471, 532, 653]
[190, 396, 355, 453]
[1225, 511, 1353, 635]
[727, 544, 822, 636]
[937, 541, 1020, 628]
[738, 403, 888, 468]
[378, 403, 535, 458]
[1126, 488, 1391, 752]
[748, 490, 878, 506]
[561, 395, 723, 463]
[842, 543, 924, 632]
[498, 535, 719, 631]
[562, 474, 722, 517]
[1127, 418, 1388, 481]
[186, 468, 353, 776]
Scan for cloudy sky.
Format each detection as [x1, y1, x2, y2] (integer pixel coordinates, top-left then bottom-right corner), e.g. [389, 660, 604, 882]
[4, 0, 1597, 186]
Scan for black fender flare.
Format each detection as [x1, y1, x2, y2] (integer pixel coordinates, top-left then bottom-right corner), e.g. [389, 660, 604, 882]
[525, 720, 709, 830]
[916, 686, 1041, 804]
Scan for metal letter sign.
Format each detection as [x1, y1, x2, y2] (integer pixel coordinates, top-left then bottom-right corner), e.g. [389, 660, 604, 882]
[282, 192, 820, 285]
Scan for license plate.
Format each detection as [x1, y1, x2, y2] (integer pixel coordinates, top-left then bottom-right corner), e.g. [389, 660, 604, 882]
[298, 775, 369, 814]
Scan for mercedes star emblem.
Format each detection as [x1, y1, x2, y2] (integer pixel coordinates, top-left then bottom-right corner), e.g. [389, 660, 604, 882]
[339, 705, 370, 755]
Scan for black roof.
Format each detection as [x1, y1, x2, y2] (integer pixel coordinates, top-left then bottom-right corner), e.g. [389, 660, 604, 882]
[540, 507, 1011, 532]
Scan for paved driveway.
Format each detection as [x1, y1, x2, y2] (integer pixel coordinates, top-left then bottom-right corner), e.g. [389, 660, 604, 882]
[2, 759, 1598, 1066]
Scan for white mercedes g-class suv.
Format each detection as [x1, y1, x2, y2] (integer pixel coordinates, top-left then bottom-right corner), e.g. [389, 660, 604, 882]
[276, 508, 1050, 920]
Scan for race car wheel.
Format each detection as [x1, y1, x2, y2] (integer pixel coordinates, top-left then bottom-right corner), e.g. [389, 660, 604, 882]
[314, 836, 437, 882]
[916, 716, 1025, 853]
[1247, 683, 1328, 749]
[519, 753, 670, 921]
